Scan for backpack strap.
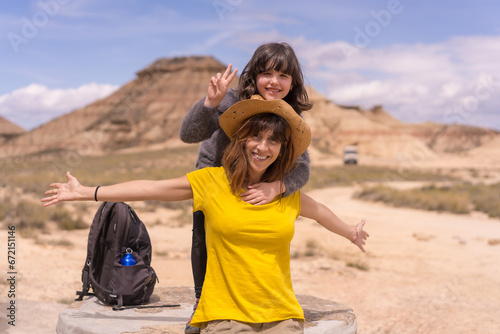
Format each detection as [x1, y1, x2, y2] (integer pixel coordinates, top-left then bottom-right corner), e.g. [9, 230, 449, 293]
[112, 303, 181, 311]
[75, 262, 91, 301]
[116, 295, 124, 309]
[119, 204, 132, 254]
[87, 202, 131, 306]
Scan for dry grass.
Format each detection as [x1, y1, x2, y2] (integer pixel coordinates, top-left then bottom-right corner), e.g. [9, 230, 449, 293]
[0, 195, 88, 237]
[0, 146, 199, 236]
[0, 146, 199, 195]
[306, 165, 453, 190]
[354, 182, 500, 218]
[1, 146, 496, 238]
[346, 261, 370, 271]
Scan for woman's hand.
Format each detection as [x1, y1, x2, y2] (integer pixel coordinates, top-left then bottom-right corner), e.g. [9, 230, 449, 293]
[41, 171, 89, 207]
[204, 64, 238, 108]
[241, 181, 284, 205]
[352, 220, 369, 252]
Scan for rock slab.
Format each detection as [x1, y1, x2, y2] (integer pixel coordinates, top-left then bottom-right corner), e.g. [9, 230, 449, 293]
[57, 287, 356, 334]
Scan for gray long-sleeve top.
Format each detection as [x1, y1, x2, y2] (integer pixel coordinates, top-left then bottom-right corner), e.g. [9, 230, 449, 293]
[179, 89, 310, 196]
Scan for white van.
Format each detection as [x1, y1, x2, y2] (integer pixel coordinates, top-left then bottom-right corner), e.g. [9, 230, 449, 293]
[343, 145, 358, 165]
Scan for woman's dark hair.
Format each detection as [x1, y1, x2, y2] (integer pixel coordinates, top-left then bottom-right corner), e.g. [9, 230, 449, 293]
[237, 42, 313, 114]
[222, 113, 296, 195]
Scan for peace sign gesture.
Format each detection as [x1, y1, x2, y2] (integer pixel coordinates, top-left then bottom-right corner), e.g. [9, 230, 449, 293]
[204, 64, 238, 108]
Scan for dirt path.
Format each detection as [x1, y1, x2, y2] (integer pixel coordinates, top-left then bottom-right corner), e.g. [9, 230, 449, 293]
[292, 186, 500, 334]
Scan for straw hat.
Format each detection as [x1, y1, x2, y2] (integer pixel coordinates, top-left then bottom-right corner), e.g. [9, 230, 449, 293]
[219, 95, 311, 160]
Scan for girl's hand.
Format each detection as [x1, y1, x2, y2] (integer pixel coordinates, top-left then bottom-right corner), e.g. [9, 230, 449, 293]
[352, 220, 369, 252]
[241, 181, 283, 205]
[204, 64, 238, 108]
[41, 171, 87, 207]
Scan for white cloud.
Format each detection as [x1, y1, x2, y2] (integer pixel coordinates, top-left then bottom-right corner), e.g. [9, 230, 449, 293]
[0, 82, 118, 130]
[291, 35, 500, 130]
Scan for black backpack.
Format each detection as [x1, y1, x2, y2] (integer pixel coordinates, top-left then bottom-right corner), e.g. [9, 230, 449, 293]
[76, 202, 157, 309]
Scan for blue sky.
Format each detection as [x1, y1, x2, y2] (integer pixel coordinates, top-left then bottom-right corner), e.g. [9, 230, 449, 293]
[1, 0, 499, 131]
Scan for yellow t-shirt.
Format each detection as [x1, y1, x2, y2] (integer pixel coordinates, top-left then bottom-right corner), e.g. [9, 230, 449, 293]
[186, 167, 304, 327]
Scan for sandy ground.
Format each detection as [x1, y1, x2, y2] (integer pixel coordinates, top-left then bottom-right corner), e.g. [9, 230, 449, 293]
[1, 165, 500, 333]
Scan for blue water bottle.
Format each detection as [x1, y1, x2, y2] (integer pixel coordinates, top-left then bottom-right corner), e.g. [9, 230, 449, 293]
[120, 248, 136, 266]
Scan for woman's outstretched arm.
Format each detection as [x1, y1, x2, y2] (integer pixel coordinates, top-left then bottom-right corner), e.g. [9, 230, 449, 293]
[41, 171, 193, 207]
[300, 192, 369, 252]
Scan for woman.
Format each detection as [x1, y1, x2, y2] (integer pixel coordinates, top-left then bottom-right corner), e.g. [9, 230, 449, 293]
[42, 96, 368, 333]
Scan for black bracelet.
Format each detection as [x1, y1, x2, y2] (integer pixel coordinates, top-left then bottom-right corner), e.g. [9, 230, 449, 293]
[94, 186, 101, 202]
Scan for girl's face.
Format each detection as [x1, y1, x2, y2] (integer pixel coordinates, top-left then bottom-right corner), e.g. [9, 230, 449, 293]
[245, 129, 282, 181]
[256, 69, 292, 101]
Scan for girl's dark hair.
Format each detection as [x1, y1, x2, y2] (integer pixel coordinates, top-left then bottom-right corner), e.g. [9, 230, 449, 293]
[237, 42, 313, 114]
[222, 113, 296, 195]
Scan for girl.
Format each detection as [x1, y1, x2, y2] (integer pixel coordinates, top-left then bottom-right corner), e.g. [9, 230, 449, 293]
[42, 96, 368, 334]
[180, 44, 313, 331]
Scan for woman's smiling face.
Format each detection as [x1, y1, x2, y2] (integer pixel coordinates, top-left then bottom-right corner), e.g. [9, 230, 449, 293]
[245, 129, 282, 181]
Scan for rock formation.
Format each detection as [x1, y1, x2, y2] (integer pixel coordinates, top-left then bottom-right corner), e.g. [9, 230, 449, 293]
[0, 55, 498, 161]
[0, 116, 25, 144]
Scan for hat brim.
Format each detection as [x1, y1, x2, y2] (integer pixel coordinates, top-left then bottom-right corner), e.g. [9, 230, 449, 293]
[219, 96, 311, 160]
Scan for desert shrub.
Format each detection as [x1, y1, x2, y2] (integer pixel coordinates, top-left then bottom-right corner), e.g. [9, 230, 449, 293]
[172, 208, 196, 227]
[35, 238, 73, 247]
[307, 165, 453, 190]
[0, 146, 198, 235]
[144, 199, 192, 211]
[0, 145, 199, 197]
[346, 261, 369, 271]
[459, 182, 500, 218]
[353, 185, 396, 203]
[50, 208, 88, 230]
[0, 197, 50, 237]
[0, 196, 87, 236]
[304, 239, 319, 257]
[354, 182, 500, 217]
